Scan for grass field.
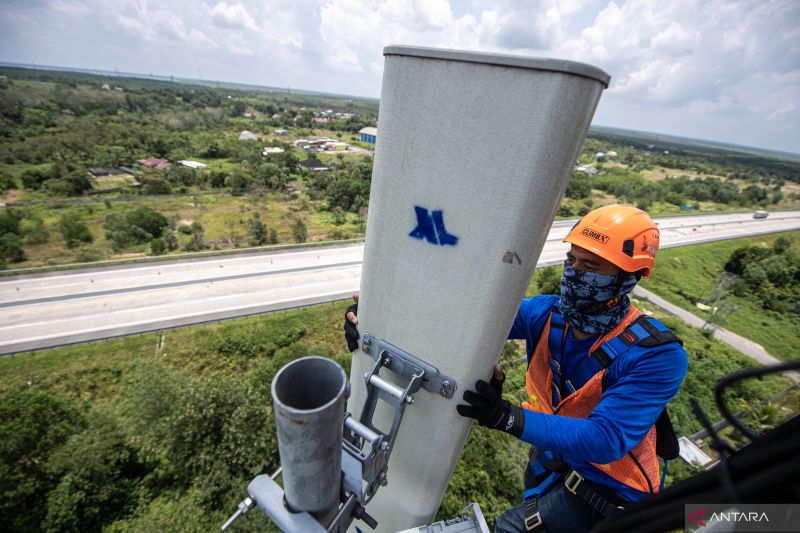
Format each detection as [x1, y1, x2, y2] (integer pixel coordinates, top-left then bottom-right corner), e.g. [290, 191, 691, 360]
[641, 230, 800, 360]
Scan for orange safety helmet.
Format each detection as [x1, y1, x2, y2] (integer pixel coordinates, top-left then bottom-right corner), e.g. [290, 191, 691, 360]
[564, 205, 660, 278]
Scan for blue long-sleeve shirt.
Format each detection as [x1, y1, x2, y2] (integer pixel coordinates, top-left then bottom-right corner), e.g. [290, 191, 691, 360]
[508, 295, 688, 501]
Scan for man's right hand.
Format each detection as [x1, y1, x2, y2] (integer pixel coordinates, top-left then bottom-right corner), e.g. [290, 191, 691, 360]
[344, 292, 360, 352]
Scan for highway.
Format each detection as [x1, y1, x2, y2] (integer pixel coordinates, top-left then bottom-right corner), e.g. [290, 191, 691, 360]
[1, 211, 799, 355]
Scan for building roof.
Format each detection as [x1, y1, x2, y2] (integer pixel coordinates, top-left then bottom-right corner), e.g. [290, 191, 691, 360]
[89, 167, 133, 176]
[263, 147, 286, 154]
[298, 158, 329, 171]
[137, 157, 172, 170]
[239, 131, 257, 140]
[177, 160, 209, 169]
[359, 127, 377, 136]
[576, 165, 598, 176]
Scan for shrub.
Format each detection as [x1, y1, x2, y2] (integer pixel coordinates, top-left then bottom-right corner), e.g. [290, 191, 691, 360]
[247, 217, 267, 246]
[291, 217, 307, 243]
[565, 172, 592, 199]
[0, 208, 22, 236]
[104, 207, 168, 251]
[0, 391, 85, 532]
[75, 246, 101, 263]
[0, 233, 25, 262]
[150, 238, 166, 255]
[21, 216, 49, 244]
[57, 212, 93, 248]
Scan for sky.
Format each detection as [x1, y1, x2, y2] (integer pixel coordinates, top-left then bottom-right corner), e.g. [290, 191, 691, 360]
[2, 0, 799, 154]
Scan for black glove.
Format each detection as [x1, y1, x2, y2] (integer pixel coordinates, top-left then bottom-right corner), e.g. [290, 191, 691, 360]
[344, 303, 359, 352]
[456, 373, 525, 437]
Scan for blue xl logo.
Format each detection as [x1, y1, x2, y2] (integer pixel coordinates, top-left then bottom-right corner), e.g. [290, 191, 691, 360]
[409, 206, 458, 246]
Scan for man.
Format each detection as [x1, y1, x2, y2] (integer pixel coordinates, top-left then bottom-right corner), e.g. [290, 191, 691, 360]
[344, 205, 687, 532]
[456, 204, 688, 532]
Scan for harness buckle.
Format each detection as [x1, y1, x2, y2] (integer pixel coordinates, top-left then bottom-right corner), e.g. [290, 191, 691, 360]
[564, 470, 584, 495]
[524, 511, 542, 531]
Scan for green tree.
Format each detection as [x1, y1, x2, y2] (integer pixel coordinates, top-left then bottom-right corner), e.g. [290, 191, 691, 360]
[291, 217, 307, 243]
[773, 236, 792, 254]
[43, 408, 145, 533]
[20, 167, 53, 190]
[247, 217, 267, 246]
[0, 391, 84, 532]
[104, 207, 169, 251]
[58, 213, 93, 248]
[331, 207, 347, 225]
[225, 171, 250, 193]
[0, 233, 25, 263]
[150, 238, 166, 255]
[119, 363, 281, 505]
[327, 176, 368, 212]
[162, 228, 178, 251]
[141, 177, 172, 195]
[742, 185, 768, 204]
[535, 266, 562, 295]
[557, 204, 574, 217]
[0, 173, 15, 194]
[565, 172, 592, 199]
[0, 208, 22, 236]
[182, 222, 207, 251]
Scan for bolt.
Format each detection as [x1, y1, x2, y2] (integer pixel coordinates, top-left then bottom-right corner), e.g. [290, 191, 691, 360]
[383, 356, 391, 367]
[405, 395, 414, 405]
[440, 380, 452, 397]
[378, 472, 388, 486]
[362, 338, 371, 354]
[380, 441, 390, 451]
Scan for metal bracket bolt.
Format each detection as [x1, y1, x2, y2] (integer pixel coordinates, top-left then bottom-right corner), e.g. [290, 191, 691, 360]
[360, 334, 458, 400]
[440, 380, 453, 397]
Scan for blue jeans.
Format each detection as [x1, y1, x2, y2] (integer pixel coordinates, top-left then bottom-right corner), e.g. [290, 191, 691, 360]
[494, 481, 600, 533]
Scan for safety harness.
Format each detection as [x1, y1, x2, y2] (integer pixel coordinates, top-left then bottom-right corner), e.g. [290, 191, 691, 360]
[523, 309, 682, 532]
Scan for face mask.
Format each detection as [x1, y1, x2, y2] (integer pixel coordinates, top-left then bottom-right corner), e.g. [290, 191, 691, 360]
[559, 263, 638, 335]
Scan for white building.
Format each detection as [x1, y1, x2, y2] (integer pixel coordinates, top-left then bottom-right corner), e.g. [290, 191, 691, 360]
[177, 160, 208, 169]
[324, 142, 349, 151]
[576, 165, 599, 176]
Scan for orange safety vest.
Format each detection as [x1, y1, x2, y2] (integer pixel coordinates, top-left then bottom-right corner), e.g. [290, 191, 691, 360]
[521, 306, 661, 494]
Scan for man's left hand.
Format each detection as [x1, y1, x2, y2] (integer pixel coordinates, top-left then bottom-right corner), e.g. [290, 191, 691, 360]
[456, 374, 524, 438]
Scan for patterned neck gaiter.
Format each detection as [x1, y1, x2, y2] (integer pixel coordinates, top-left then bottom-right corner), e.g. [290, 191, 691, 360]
[558, 263, 638, 335]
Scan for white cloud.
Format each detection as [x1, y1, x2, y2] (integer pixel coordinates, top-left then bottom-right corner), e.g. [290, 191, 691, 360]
[110, 1, 191, 43]
[188, 29, 218, 50]
[559, 0, 799, 111]
[0, 0, 798, 151]
[223, 33, 254, 56]
[210, 1, 257, 31]
[477, 1, 565, 51]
